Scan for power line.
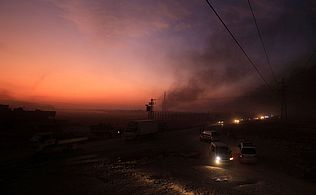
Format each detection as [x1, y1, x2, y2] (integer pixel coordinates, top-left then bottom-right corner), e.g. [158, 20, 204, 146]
[204, 0, 274, 92]
[247, 0, 278, 84]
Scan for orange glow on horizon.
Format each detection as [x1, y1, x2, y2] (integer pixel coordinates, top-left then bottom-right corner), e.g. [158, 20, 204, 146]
[0, 1, 174, 109]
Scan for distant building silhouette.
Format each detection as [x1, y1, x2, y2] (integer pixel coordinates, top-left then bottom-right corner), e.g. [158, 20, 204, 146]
[0, 104, 10, 111]
[0, 104, 56, 132]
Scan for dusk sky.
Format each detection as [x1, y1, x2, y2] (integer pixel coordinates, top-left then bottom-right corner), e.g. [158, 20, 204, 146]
[1, 0, 315, 110]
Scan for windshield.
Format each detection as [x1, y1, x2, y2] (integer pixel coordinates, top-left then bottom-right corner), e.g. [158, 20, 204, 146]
[216, 147, 230, 154]
[212, 132, 219, 136]
[241, 148, 256, 154]
[243, 142, 254, 147]
[202, 131, 211, 135]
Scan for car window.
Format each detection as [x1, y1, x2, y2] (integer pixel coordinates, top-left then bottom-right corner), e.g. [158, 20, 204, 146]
[216, 147, 229, 154]
[212, 132, 219, 136]
[241, 148, 256, 154]
[243, 142, 253, 147]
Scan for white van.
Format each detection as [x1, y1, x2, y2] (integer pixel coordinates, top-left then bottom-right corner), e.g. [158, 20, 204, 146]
[238, 141, 257, 163]
[124, 120, 159, 140]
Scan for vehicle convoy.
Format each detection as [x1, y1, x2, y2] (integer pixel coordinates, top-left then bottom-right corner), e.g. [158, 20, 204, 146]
[200, 130, 220, 142]
[124, 120, 159, 140]
[238, 141, 257, 163]
[210, 142, 233, 165]
[31, 132, 88, 153]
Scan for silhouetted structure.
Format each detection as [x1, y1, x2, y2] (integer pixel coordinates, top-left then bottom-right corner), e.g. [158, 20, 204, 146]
[0, 104, 10, 111]
[0, 104, 56, 132]
[146, 98, 155, 119]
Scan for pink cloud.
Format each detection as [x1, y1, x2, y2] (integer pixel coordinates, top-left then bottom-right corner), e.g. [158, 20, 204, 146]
[52, 0, 191, 39]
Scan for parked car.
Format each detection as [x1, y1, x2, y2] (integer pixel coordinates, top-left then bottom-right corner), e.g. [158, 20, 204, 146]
[210, 142, 233, 165]
[238, 141, 255, 149]
[238, 141, 257, 163]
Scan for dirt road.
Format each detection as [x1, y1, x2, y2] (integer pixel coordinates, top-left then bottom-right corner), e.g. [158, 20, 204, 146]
[1, 128, 315, 194]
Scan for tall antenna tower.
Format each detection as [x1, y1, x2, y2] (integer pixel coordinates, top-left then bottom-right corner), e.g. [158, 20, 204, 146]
[146, 98, 155, 119]
[162, 91, 167, 112]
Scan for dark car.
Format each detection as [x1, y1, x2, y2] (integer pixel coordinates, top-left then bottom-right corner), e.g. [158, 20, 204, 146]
[210, 142, 234, 165]
[200, 130, 220, 142]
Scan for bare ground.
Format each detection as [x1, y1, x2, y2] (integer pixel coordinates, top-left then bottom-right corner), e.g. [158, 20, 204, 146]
[1, 126, 316, 195]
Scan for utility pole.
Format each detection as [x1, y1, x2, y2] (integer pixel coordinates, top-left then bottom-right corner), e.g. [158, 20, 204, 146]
[279, 78, 287, 121]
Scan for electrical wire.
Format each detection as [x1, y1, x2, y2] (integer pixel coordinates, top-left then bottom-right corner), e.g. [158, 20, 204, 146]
[247, 0, 278, 84]
[204, 0, 274, 92]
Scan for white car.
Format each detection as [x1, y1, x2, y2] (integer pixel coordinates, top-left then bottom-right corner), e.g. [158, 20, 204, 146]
[238, 141, 257, 163]
[239, 141, 255, 149]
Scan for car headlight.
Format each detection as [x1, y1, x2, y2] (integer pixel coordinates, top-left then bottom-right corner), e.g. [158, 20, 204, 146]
[215, 156, 221, 164]
[229, 157, 233, 160]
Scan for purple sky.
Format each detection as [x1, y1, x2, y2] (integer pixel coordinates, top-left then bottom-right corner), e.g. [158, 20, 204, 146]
[0, 0, 315, 111]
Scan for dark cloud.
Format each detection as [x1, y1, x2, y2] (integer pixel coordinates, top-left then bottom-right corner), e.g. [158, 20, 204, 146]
[166, 34, 256, 110]
[165, 0, 316, 112]
[2, 0, 315, 113]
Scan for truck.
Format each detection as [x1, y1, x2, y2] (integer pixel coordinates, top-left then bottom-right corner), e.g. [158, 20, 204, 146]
[90, 123, 122, 139]
[30, 132, 88, 153]
[124, 120, 159, 140]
